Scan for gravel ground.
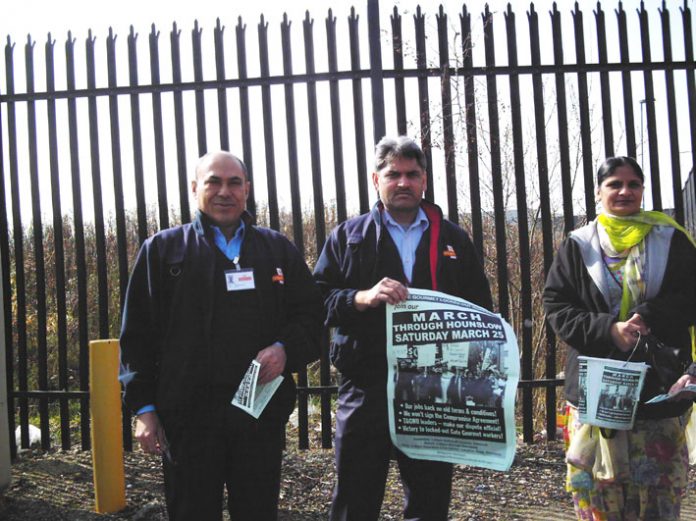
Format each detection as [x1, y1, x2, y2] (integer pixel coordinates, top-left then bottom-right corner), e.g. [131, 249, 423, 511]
[2, 430, 695, 520]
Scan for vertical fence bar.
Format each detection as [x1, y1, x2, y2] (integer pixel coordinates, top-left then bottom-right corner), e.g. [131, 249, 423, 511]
[106, 29, 129, 310]
[682, 3, 696, 177]
[326, 9, 347, 224]
[280, 15, 304, 255]
[324, 9, 343, 448]
[413, 8, 434, 201]
[66, 33, 91, 449]
[679, 3, 696, 180]
[391, 7, 407, 135]
[192, 21, 207, 156]
[638, 4, 661, 209]
[528, 4, 557, 441]
[0, 251, 8, 473]
[303, 11, 327, 448]
[45, 34, 71, 449]
[106, 28, 133, 451]
[6, 37, 29, 450]
[550, 5, 575, 234]
[504, 5, 534, 444]
[348, 8, 370, 214]
[0, 45, 15, 458]
[236, 18, 257, 215]
[121, 25, 143, 451]
[660, 4, 683, 223]
[482, 6, 509, 319]
[436, 7, 457, 222]
[616, 3, 637, 158]
[304, 13, 326, 256]
[595, 3, 615, 158]
[25, 35, 51, 450]
[214, 19, 230, 151]
[279, 12, 306, 449]
[572, 5, 596, 221]
[461, 7, 483, 256]
[86, 31, 110, 340]
[367, 0, 385, 142]
[258, 15, 280, 231]
[127, 27, 149, 244]
[171, 24, 191, 223]
[149, 26, 169, 230]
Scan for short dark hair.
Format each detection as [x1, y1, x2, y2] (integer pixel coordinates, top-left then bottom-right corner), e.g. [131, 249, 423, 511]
[374, 136, 427, 172]
[596, 156, 644, 186]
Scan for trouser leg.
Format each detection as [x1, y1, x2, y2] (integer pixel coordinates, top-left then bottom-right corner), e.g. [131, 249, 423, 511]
[396, 449, 453, 521]
[162, 418, 226, 521]
[329, 380, 391, 521]
[225, 418, 286, 521]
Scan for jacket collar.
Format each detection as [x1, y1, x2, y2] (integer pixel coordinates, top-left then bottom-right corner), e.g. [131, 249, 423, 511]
[193, 209, 255, 237]
[369, 199, 443, 290]
[369, 199, 443, 229]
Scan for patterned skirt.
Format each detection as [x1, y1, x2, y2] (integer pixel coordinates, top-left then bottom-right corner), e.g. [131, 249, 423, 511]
[563, 403, 689, 521]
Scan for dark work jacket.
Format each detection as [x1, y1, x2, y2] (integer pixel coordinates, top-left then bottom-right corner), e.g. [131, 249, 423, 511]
[313, 200, 493, 385]
[543, 220, 696, 420]
[119, 211, 323, 422]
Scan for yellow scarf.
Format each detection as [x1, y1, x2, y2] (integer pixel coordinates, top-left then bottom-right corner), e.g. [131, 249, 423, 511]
[597, 211, 696, 320]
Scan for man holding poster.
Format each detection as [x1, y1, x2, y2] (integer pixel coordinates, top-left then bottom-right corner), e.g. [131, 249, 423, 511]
[314, 136, 493, 521]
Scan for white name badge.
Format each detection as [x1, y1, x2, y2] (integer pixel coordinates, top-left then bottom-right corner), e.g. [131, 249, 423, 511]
[225, 269, 255, 291]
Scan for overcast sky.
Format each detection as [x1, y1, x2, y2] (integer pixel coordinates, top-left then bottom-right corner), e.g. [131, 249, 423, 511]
[3, 0, 671, 45]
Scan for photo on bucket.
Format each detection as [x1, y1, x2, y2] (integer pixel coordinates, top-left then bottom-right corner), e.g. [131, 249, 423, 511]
[577, 356, 649, 430]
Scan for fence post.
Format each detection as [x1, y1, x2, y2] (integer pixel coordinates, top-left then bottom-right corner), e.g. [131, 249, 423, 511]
[0, 249, 10, 492]
[367, 0, 385, 142]
[89, 339, 125, 513]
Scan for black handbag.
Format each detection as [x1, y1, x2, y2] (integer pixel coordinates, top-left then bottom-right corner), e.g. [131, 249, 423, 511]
[631, 333, 689, 401]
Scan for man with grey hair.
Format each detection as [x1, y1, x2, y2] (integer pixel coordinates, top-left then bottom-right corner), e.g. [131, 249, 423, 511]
[314, 136, 492, 520]
[120, 151, 323, 520]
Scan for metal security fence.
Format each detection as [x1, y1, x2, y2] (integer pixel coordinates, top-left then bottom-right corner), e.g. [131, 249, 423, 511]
[1, 0, 695, 458]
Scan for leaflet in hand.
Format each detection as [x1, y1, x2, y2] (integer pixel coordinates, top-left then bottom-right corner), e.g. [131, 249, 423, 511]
[231, 359, 284, 418]
[645, 384, 696, 404]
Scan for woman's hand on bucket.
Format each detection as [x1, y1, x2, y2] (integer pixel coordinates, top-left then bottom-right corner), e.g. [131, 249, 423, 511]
[610, 314, 649, 352]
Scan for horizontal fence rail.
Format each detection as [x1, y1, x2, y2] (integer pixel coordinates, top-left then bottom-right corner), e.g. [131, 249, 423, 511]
[1, 0, 696, 458]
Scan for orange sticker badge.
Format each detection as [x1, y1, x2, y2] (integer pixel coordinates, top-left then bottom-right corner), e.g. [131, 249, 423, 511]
[443, 245, 457, 259]
[272, 267, 285, 284]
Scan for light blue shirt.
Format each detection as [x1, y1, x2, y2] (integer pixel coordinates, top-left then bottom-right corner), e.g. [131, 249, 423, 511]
[383, 208, 429, 283]
[212, 220, 246, 262]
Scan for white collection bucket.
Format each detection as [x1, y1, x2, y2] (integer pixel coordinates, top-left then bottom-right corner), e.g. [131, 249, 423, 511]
[577, 356, 649, 430]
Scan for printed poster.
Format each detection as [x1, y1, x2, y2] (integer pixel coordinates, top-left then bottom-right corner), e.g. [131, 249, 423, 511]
[387, 288, 519, 471]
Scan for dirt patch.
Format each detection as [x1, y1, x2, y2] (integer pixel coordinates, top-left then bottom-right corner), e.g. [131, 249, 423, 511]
[2, 434, 695, 520]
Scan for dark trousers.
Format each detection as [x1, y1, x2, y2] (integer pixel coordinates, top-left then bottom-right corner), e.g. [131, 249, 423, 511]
[160, 403, 285, 521]
[329, 379, 453, 521]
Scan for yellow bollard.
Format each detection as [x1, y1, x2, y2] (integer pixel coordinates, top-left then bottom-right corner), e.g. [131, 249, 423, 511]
[89, 339, 126, 513]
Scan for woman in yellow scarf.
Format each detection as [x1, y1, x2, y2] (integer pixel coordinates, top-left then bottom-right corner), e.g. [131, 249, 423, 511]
[543, 156, 696, 520]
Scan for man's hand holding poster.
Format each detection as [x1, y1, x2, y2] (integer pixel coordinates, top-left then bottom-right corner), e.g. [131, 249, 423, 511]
[387, 288, 519, 471]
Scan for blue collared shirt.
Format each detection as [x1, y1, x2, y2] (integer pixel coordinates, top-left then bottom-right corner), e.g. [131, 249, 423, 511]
[212, 220, 246, 262]
[382, 207, 429, 283]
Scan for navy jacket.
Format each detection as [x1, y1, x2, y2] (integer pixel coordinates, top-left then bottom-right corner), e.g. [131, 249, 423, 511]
[313, 201, 492, 385]
[119, 211, 323, 420]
